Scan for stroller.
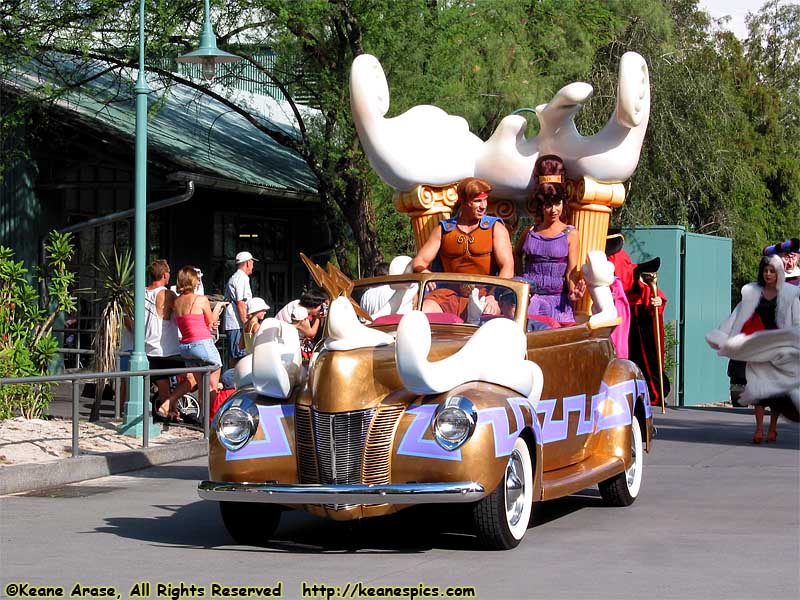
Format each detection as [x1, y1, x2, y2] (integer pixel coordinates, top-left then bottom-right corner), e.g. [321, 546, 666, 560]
[150, 374, 202, 426]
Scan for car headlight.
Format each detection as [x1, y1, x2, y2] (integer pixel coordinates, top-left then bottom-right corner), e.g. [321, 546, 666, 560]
[213, 389, 260, 451]
[432, 395, 477, 451]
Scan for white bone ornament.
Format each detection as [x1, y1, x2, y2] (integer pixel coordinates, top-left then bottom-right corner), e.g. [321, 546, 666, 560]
[466, 287, 486, 325]
[232, 353, 253, 389]
[370, 255, 418, 319]
[582, 250, 620, 328]
[395, 311, 544, 408]
[250, 318, 302, 399]
[350, 52, 650, 198]
[326, 296, 394, 351]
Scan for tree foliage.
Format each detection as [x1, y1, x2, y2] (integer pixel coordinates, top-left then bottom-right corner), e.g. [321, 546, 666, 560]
[2, 0, 798, 291]
[0, 231, 77, 419]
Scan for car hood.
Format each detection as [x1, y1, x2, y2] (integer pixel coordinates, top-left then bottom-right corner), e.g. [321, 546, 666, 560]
[303, 327, 473, 413]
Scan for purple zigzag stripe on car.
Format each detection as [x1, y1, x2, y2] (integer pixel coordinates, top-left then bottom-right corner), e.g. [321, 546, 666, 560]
[225, 404, 295, 461]
[477, 397, 535, 458]
[397, 404, 463, 461]
[576, 393, 604, 436]
[549, 394, 591, 440]
[637, 379, 652, 418]
[535, 398, 561, 444]
[535, 380, 638, 444]
[595, 380, 634, 431]
[536, 395, 599, 444]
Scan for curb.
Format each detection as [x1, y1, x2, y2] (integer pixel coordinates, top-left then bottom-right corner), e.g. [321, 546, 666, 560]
[0, 440, 207, 495]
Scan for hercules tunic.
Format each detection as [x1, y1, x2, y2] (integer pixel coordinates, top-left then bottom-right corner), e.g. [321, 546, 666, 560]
[426, 216, 502, 318]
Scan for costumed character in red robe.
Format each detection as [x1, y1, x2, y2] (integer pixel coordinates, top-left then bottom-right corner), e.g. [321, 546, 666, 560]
[608, 244, 669, 406]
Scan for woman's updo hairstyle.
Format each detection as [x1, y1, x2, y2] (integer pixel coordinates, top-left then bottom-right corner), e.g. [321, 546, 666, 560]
[530, 154, 569, 222]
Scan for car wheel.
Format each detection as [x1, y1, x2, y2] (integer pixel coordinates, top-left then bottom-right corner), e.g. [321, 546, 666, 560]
[219, 502, 281, 545]
[175, 393, 201, 419]
[599, 415, 643, 506]
[473, 436, 533, 550]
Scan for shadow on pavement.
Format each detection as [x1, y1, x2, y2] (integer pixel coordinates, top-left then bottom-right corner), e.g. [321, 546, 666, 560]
[95, 496, 597, 553]
[119, 463, 209, 481]
[654, 407, 800, 449]
[96, 502, 473, 553]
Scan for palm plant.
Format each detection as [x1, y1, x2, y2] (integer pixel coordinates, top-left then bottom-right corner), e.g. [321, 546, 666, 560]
[88, 248, 133, 421]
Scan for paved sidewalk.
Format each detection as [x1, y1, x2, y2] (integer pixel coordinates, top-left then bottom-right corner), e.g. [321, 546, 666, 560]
[0, 438, 207, 495]
[0, 404, 797, 600]
[0, 382, 207, 495]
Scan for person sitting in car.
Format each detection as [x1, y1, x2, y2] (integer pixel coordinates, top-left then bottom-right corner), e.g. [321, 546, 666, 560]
[411, 177, 513, 319]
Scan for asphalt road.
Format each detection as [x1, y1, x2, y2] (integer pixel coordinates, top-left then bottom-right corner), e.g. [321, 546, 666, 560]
[1, 406, 798, 600]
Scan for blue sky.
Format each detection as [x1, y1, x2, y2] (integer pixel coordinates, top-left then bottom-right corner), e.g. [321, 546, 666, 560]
[698, 0, 770, 39]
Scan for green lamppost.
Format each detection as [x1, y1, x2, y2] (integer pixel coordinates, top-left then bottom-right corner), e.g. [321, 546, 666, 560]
[121, 0, 240, 437]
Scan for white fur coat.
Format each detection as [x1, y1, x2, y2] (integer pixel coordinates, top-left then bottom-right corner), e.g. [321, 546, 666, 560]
[705, 256, 800, 407]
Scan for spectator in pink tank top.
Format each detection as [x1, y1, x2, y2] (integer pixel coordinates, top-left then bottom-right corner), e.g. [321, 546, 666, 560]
[173, 266, 222, 416]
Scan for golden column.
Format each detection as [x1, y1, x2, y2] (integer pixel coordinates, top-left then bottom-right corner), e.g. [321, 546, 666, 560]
[395, 184, 521, 250]
[393, 184, 460, 251]
[566, 177, 626, 319]
[488, 197, 520, 237]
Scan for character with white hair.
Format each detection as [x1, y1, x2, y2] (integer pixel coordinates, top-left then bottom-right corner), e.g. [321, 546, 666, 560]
[706, 255, 800, 443]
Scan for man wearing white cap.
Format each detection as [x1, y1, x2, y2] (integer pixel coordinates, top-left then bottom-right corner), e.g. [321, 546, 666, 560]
[223, 251, 257, 367]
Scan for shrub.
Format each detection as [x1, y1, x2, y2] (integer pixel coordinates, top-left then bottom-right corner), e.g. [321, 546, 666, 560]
[0, 231, 76, 419]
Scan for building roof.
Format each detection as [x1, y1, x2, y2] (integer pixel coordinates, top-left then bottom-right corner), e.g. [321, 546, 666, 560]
[4, 56, 318, 198]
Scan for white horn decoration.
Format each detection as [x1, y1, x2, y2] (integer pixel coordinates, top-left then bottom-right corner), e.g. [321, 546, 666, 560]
[535, 52, 650, 185]
[326, 296, 394, 351]
[582, 250, 621, 328]
[395, 311, 544, 408]
[350, 53, 482, 190]
[350, 52, 650, 198]
[251, 318, 302, 399]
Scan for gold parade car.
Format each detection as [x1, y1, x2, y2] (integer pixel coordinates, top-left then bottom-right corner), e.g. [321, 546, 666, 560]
[199, 269, 654, 550]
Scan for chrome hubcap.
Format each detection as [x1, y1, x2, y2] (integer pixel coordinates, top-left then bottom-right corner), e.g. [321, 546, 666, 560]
[626, 440, 637, 488]
[505, 449, 526, 526]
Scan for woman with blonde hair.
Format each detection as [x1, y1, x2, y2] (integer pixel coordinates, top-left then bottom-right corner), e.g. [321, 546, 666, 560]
[173, 266, 222, 415]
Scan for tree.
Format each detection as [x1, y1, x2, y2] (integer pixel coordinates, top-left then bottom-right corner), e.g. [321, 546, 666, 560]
[1, 0, 631, 275]
[576, 0, 799, 295]
[4, 0, 794, 294]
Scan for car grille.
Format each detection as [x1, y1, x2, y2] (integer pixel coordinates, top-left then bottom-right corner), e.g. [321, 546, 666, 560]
[363, 405, 404, 485]
[314, 408, 374, 485]
[294, 405, 404, 510]
[294, 405, 318, 484]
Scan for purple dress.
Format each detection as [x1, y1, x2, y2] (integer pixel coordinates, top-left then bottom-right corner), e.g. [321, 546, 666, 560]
[520, 226, 575, 323]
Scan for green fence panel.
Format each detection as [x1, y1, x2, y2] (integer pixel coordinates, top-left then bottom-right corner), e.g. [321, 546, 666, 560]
[624, 227, 731, 407]
[682, 232, 732, 406]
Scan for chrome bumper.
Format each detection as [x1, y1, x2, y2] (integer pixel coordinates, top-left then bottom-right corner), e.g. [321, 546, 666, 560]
[198, 480, 485, 504]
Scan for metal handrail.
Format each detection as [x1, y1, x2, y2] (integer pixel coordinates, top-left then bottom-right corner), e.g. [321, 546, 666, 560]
[0, 365, 217, 457]
[57, 348, 95, 355]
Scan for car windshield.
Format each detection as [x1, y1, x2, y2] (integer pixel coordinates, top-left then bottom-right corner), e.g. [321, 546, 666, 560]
[352, 275, 524, 328]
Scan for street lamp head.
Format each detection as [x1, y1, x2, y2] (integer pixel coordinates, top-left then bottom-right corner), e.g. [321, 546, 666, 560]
[177, 44, 241, 81]
[176, 1, 241, 81]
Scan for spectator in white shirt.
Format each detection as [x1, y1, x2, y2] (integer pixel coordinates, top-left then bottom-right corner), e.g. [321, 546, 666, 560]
[223, 251, 257, 368]
[359, 262, 394, 315]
